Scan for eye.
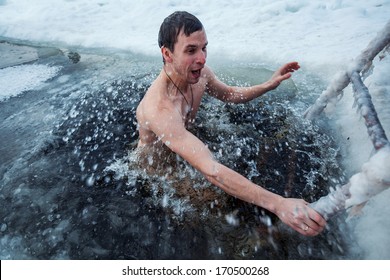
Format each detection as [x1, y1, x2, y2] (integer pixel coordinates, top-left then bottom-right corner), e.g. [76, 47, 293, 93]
[187, 48, 196, 54]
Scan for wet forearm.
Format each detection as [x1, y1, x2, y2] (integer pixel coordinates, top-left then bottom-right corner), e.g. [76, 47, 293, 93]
[228, 81, 275, 103]
[204, 162, 282, 213]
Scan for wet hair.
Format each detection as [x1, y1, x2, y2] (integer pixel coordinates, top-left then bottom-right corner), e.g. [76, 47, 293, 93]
[158, 11, 203, 53]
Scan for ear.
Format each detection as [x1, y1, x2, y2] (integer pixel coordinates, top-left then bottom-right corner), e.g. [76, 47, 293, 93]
[161, 46, 173, 63]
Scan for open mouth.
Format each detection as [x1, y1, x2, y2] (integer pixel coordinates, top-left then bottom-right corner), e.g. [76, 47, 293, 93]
[191, 69, 201, 79]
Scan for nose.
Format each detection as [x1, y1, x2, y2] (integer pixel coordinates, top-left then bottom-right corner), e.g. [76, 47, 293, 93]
[196, 50, 206, 65]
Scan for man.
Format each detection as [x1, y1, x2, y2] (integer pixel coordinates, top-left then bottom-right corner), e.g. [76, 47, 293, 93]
[136, 11, 326, 236]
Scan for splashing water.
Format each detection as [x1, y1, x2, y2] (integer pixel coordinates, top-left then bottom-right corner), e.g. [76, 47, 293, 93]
[0, 41, 364, 260]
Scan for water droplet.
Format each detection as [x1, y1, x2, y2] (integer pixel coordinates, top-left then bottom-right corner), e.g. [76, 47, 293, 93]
[0, 223, 7, 232]
[86, 175, 95, 187]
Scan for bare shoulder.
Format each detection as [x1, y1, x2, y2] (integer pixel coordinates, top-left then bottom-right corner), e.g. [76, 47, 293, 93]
[192, 65, 216, 95]
[202, 65, 216, 81]
[137, 81, 180, 126]
[137, 83, 161, 125]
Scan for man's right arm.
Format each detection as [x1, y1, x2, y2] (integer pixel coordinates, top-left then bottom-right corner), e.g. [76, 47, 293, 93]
[146, 106, 326, 236]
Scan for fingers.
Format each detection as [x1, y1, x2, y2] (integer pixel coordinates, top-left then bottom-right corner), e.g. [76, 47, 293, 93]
[293, 202, 326, 236]
[275, 62, 299, 81]
[272, 72, 292, 86]
[286, 61, 300, 71]
[282, 62, 300, 74]
[269, 62, 299, 88]
[294, 219, 324, 236]
[276, 197, 326, 237]
[280, 72, 292, 81]
[297, 222, 322, 236]
[301, 220, 324, 236]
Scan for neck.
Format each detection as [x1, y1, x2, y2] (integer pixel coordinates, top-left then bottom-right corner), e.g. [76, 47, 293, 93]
[163, 66, 193, 112]
[163, 66, 188, 93]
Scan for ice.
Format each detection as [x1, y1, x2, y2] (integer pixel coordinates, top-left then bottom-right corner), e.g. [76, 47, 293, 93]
[346, 146, 390, 207]
[0, 64, 61, 101]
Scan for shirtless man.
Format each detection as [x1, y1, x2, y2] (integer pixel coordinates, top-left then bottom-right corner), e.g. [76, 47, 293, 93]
[136, 11, 326, 236]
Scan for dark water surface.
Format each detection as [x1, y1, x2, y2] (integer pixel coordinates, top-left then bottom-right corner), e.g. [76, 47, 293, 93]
[0, 40, 354, 259]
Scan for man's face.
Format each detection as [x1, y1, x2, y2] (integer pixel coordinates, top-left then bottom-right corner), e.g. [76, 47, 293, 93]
[170, 28, 208, 84]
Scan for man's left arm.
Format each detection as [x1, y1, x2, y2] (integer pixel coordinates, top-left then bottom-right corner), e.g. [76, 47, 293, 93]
[205, 62, 300, 103]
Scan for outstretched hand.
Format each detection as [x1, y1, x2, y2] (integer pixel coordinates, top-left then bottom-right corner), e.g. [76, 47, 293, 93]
[275, 197, 326, 236]
[268, 61, 300, 90]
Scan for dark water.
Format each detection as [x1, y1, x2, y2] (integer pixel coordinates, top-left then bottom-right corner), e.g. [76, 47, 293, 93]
[0, 41, 355, 259]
